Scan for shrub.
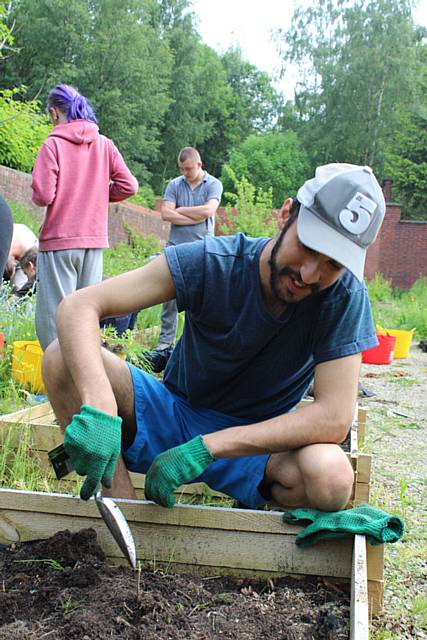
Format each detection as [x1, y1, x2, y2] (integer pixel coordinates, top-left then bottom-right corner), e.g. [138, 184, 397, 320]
[367, 275, 427, 339]
[220, 131, 309, 209]
[129, 185, 158, 210]
[103, 225, 161, 276]
[216, 167, 278, 238]
[0, 88, 50, 173]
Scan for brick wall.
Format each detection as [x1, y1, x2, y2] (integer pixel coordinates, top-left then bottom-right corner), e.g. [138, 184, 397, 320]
[365, 198, 427, 289]
[1, 164, 426, 288]
[0, 164, 169, 246]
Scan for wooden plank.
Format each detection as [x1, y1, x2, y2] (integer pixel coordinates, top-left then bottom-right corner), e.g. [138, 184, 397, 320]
[352, 452, 371, 485]
[1, 409, 370, 506]
[367, 579, 383, 617]
[0, 402, 53, 423]
[350, 535, 369, 640]
[0, 489, 354, 580]
[357, 407, 367, 448]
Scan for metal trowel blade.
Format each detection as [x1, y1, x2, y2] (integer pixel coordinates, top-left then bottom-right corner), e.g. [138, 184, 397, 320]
[95, 491, 137, 569]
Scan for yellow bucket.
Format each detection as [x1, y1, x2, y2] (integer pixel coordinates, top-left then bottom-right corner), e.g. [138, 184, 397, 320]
[377, 327, 415, 359]
[11, 340, 46, 393]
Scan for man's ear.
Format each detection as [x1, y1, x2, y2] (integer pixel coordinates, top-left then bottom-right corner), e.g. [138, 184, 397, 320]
[278, 198, 293, 230]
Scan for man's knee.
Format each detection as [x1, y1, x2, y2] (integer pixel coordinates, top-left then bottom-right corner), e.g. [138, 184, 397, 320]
[302, 446, 354, 511]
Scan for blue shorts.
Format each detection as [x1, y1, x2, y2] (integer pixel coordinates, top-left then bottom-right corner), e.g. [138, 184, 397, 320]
[122, 364, 270, 508]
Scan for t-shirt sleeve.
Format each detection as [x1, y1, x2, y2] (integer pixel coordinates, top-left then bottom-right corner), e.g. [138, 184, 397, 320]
[207, 178, 223, 203]
[164, 240, 206, 314]
[163, 180, 177, 203]
[313, 286, 378, 364]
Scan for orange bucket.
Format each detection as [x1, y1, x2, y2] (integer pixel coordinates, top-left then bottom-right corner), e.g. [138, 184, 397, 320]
[362, 333, 396, 365]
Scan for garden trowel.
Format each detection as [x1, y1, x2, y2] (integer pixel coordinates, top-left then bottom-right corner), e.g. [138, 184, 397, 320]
[48, 443, 137, 568]
[94, 491, 136, 569]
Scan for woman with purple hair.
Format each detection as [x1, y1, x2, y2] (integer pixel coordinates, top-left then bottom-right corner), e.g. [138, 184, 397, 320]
[31, 84, 138, 350]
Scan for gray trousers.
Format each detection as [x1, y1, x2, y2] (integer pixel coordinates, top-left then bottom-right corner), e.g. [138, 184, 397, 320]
[36, 248, 103, 350]
[158, 298, 178, 349]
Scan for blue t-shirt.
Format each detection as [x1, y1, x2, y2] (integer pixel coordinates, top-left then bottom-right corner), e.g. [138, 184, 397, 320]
[163, 172, 223, 244]
[164, 233, 377, 421]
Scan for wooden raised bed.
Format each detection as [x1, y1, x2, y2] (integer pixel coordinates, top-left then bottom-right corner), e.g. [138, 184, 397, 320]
[0, 401, 371, 506]
[0, 488, 379, 636]
[0, 401, 380, 637]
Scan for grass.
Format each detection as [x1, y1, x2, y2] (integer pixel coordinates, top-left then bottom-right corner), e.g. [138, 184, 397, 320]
[367, 274, 427, 340]
[0, 421, 81, 494]
[365, 407, 426, 638]
[13, 558, 66, 571]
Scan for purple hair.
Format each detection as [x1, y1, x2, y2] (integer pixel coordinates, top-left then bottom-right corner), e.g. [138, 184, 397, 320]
[47, 84, 98, 124]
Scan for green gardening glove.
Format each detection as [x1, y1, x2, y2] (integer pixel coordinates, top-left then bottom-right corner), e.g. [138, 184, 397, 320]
[145, 436, 215, 508]
[64, 404, 122, 501]
[282, 504, 404, 547]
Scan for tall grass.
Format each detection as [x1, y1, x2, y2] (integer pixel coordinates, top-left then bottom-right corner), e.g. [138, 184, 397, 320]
[0, 286, 37, 412]
[7, 200, 41, 234]
[0, 424, 51, 491]
[367, 275, 427, 339]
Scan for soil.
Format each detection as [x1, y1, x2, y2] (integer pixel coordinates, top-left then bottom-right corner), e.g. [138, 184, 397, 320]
[0, 528, 350, 640]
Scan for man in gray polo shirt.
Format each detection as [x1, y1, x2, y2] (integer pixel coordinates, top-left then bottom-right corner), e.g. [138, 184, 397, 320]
[148, 147, 223, 372]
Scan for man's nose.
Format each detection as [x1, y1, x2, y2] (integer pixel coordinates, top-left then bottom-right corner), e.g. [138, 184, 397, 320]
[300, 256, 322, 285]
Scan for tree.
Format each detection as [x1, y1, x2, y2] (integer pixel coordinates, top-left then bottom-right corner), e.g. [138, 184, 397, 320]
[221, 47, 281, 137]
[220, 131, 309, 208]
[0, 87, 50, 172]
[0, 0, 91, 94]
[277, 0, 419, 179]
[74, 0, 172, 183]
[1, 0, 173, 182]
[146, 0, 205, 189]
[0, 1, 14, 60]
[382, 36, 427, 219]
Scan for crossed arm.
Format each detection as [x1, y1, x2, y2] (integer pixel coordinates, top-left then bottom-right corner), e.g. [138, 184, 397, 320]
[160, 199, 219, 226]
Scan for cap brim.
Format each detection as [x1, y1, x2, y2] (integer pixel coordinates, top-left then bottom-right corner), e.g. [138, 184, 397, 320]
[297, 206, 365, 281]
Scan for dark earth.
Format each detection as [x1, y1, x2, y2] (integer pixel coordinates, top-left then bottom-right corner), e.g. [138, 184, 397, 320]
[0, 528, 350, 639]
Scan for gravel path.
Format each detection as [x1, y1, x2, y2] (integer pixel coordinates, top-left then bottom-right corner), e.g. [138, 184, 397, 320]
[359, 344, 427, 638]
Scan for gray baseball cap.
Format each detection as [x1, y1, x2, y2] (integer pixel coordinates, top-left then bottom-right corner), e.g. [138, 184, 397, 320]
[296, 163, 385, 281]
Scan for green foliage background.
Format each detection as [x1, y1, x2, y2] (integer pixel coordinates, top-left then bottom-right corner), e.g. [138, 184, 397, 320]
[0, 0, 426, 216]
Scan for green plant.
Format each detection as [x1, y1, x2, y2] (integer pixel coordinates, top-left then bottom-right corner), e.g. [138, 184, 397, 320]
[217, 167, 278, 237]
[14, 558, 66, 571]
[367, 276, 427, 339]
[0, 423, 53, 491]
[220, 131, 309, 209]
[103, 228, 161, 277]
[129, 185, 158, 210]
[0, 87, 51, 173]
[58, 596, 80, 614]
[100, 326, 152, 372]
[8, 200, 41, 234]
[412, 595, 427, 630]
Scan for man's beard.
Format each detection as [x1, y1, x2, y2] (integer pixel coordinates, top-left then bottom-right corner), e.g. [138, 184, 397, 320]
[269, 226, 321, 305]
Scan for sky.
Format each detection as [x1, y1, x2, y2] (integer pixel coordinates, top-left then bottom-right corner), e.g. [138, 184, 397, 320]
[191, 0, 427, 100]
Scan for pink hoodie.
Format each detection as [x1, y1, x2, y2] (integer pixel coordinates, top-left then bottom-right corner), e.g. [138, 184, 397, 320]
[31, 120, 138, 251]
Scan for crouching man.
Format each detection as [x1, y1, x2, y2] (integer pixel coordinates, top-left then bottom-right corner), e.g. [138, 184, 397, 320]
[43, 164, 385, 511]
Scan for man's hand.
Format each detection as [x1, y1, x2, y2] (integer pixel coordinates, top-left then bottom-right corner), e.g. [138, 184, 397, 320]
[63, 405, 122, 500]
[145, 436, 215, 508]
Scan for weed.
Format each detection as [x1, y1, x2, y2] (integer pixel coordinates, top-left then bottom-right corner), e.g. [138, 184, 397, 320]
[371, 631, 400, 640]
[58, 596, 80, 614]
[412, 595, 427, 630]
[367, 276, 427, 339]
[0, 424, 50, 491]
[389, 377, 420, 386]
[14, 558, 66, 571]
